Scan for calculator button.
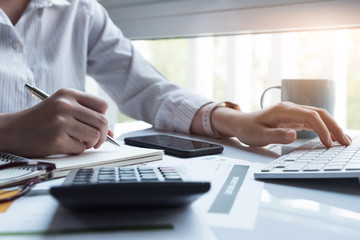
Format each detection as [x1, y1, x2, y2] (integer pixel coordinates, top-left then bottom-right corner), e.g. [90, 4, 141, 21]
[119, 167, 135, 171]
[74, 177, 92, 181]
[119, 173, 136, 176]
[159, 167, 176, 171]
[120, 176, 138, 181]
[98, 171, 116, 175]
[98, 175, 116, 179]
[72, 181, 90, 185]
[98, 179, 117, 183]
[140, 175, 159, 180]
[99, 168, 115, 171]
[138, 166, 154, 171]
[119, 170, 135, 174]
[75, 174, 93, 178]
[78, 169, 94, 172]
[139, 170, 155, 173]
[73, 179, 92, 185]
[162, 172, 179, 176]
[164, 176, 182, 180]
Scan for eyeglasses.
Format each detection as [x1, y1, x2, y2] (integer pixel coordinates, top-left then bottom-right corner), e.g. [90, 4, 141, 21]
[0, 153, 56, 204]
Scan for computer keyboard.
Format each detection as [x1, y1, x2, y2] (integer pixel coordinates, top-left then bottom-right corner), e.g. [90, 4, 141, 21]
[254, 136, 360, 180]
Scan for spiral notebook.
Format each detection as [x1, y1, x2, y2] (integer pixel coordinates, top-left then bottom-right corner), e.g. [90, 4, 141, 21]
[0, 143, 163, 188]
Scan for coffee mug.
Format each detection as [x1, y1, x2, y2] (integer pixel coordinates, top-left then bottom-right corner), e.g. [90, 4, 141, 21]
[260, 79, 335, 138]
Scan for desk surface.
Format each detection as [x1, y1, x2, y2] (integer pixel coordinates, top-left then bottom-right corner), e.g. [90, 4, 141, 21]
[113, 122, 360, 239]
[1, 122, 360, 240]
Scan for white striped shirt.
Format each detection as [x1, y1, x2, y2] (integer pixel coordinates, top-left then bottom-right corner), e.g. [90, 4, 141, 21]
[0, 0, 210, 133]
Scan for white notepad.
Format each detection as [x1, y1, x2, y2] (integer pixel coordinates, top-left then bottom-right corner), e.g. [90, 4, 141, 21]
[0, 143, 163, 187]
[38, 142, 164, 178]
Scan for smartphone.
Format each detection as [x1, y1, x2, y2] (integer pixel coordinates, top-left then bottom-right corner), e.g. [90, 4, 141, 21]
[124, 134, 223, 158]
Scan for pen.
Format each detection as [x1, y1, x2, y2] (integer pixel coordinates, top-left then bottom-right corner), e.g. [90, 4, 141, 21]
[24, 83, 121, 147]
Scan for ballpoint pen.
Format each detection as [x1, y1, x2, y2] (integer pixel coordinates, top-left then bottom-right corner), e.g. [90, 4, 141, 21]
[24, 83, 121, 147]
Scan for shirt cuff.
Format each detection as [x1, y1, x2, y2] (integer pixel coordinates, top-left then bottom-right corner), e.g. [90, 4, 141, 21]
[154, 93, 210, 134]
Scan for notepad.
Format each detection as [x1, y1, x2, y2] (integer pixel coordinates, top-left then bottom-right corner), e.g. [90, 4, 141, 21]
[0, 143, 163, 187]
[37, 143, 164, 178]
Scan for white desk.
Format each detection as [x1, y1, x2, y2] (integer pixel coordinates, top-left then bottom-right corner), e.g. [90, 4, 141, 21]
[1, 122, 360, 239]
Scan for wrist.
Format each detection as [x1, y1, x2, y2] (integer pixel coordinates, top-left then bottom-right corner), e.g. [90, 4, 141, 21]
[202, 101, 240, 138]
[190, 101, 241, 138]
[211, 106, 243, 138]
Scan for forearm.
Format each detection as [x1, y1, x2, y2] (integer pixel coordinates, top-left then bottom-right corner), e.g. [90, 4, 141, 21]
[0, 113, 10, 151]
[191, 101, 351, 148]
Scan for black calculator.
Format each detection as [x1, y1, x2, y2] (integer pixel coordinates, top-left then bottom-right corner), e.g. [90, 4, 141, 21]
[50, 166, 210, 210]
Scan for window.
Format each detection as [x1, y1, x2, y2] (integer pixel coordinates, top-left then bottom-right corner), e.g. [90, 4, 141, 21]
[87, 28, 360, 130]
[130, 29, 360, 129]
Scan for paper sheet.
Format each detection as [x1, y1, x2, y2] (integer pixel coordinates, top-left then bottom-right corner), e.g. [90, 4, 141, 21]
[145, 155, 265, 229]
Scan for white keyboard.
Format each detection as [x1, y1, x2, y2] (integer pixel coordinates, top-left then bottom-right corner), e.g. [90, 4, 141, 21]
[254, 136, 360, 180]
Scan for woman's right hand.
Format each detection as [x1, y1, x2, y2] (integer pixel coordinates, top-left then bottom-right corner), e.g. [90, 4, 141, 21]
[0, 88, 110, 157]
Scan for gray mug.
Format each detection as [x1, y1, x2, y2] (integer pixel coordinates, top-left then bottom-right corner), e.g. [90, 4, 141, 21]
[260, 79, 335, 138]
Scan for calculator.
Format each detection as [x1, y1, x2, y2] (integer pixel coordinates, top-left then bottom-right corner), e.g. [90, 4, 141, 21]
[50, 166, 211, 210]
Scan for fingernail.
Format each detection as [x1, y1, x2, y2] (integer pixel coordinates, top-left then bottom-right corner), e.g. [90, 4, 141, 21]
[327, 137, 333, 148]
[285, 130, 295, 141]
[344, 135, 352, 145]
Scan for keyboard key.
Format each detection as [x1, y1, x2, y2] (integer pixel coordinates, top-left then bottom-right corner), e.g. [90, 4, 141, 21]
[323, 165, 344, 171]
[294, 160, 312, 163]
[255, 135, 360, 179]
[283, 156, 299, 161]
[345, 164, 360, 170]
[273, 164, 286, 168]
[311, 160, 329, 164]
[330, 160, 348, 164]
[260, 167, 273, 172]
[283, 163, 307, 172]
[303, 164, 325, 171]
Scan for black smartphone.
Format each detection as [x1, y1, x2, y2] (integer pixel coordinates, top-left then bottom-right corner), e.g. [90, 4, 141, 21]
[124, 134, 223, 158]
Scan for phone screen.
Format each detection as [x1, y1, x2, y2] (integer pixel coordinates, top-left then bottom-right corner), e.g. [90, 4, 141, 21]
[124, 134, 223, 157]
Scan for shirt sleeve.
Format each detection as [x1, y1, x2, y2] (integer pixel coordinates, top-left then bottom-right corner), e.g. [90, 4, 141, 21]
[85, 0, 210, 133]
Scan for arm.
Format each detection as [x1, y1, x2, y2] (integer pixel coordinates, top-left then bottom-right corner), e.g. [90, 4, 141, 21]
[191, 101, 351, 147]
[0, 89, 112, 157]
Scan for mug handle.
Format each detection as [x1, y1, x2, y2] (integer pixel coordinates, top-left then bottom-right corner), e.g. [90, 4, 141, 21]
[260, 86, 281, 109]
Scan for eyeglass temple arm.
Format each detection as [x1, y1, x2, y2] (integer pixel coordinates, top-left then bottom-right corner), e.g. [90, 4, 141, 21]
[0, 161, 56, 172]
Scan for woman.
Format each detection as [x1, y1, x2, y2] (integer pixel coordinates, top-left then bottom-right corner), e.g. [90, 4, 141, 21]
[0, 0, 351, 157]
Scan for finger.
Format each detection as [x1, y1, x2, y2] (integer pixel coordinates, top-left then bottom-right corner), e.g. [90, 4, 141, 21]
[346, 134, 352, 142]
[60, 136, 87, 155]
[261, 128, 297, 145]
[53, 89, 107, 114]
[67, 121, 101, 149]
[298, 111, 333, 147]
[277, 123, 305, 131]
[272, 105, 333, 147]
[93, 129, 116, 149]
[295, 105, 351, 145]
[315, 109, 351, 145]
[72, 105, 108, 147]
[108, 129, 115, 138]
[74, 91, 108, 114]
